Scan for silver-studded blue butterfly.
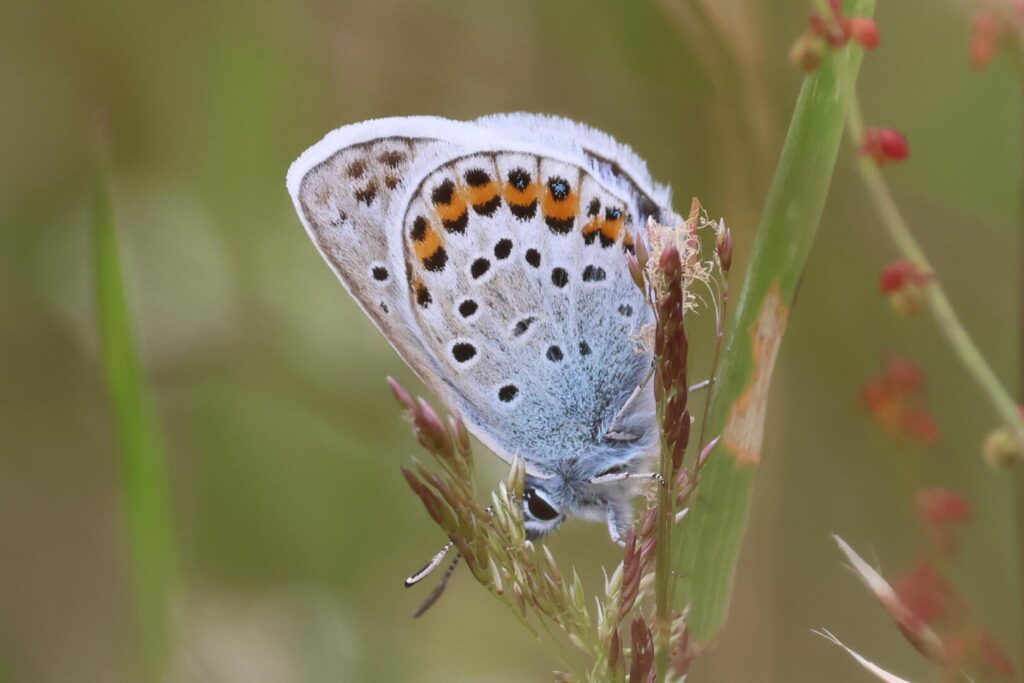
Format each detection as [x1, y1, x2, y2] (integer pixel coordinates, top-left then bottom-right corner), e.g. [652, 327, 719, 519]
[287, 113, 682, 544]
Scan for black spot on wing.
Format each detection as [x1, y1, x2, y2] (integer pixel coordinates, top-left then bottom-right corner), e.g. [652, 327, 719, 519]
[550, 268, 569, 288]
[416, 285, 432, 308]
[493, 239, 513, 260]
[510, 201, 537, 220]
[442, 211, 468, 234]
[464, 168, 490, 186]
[355, 182, 377, 206]
[547, 176, 570, 200]
[423, 247, 448, 272]
[512, 316, 537, 338]
[507, 168, 531, 190]
[379, 150, 405, 168]
[470, 258, 490, 279]
[431, 179, 455, 205]
[545, 215, 575, 234]
[498, 384, 518, 402]
[411, 216, 428, 241]
[473, 195, 501, 216]
[452, 342, 477, 363]
[347, 160, 366, 179]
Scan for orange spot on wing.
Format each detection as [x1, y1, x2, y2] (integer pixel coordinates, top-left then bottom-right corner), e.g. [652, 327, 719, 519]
[412, 220, 444, 261]
[435, 192, 467, 223]
[542, 190, 578, 220]
[601, 216, 624, 242]
[583, 218, 603, 237]
[467, 182, 498, 207]
[503, 181, 539, 205]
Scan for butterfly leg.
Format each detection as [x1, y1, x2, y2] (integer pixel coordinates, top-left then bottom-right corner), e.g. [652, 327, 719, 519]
[605, 503, 632, 546]
[589, 470, 665, 487]
[689, 378, 715, 393]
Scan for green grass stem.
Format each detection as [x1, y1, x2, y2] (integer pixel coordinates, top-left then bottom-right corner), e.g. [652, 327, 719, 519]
[674, 0, 876, 648]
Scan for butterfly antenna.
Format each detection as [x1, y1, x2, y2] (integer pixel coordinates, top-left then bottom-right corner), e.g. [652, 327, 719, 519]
[412, 553, 461, 618]
[404, 540, 454, 587]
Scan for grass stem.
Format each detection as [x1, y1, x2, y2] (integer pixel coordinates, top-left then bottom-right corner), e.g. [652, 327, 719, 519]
[674, 0, 876, 646]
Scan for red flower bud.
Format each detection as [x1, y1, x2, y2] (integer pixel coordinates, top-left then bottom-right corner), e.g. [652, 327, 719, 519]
[970, 37, 998, 68]
[900, 407, 940, 445]
[879, 261, 912, 293]
[892, 559, 951, 626]
[862, 126, 910, 166]
[808, 13, 828, 37]
[916, 487, 972, 527]
[969, 12, 1005, 69]
[883, 354, 924, 395]
[716, 224, 733, 273]
[879, 260, 931, 317]
[861, 355, 937, 442]
[972, 12, 1003, 41]
[978, 630, 1015, 680]
[845, 17, 879, 49]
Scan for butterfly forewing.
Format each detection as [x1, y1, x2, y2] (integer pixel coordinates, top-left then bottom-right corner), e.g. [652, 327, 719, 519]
[291, 130, 471, 393]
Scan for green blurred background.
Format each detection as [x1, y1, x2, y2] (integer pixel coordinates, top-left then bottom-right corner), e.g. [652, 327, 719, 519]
[1, 0, 1020, 680]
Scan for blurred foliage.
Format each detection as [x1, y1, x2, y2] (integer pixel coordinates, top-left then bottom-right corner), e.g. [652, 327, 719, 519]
[0, 0, 1019, 681]
[92, 157, 177, 678]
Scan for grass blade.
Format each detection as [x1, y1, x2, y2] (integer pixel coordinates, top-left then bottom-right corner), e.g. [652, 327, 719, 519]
[93, 165, 177, 678]
[675, 0, 877, 646]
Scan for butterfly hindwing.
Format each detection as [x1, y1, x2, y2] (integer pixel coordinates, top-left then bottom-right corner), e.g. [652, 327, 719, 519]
[401, 150, 654, 473]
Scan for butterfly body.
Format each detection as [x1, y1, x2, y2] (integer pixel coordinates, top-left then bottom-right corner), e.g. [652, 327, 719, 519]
[288, 114, 680, 541]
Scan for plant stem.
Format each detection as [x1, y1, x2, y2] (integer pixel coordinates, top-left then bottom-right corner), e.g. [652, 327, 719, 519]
[93, 163, 177, 679]
[674, 0, 876, 647]
[1012, 35, 1024, 676]
[841, 88, 1024, 443]
[697, 286, 728, 454]
[655, 423, 674, 678]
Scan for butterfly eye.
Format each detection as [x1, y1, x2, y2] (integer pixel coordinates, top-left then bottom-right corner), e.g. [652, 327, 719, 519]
[523, 488, 560, 521]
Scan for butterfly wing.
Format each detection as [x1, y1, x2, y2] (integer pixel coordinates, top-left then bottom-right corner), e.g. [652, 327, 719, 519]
[473, 113, 682, 228]
[288, 116, 673, 475]
[287, 117, 483, 388]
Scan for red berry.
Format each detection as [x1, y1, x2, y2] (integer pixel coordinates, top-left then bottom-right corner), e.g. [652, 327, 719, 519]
[862, 126, 910, 166]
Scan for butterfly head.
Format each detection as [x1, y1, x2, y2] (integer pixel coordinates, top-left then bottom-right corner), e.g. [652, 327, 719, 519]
[521, 449, 650, 542]
[522, 480, 565, 539]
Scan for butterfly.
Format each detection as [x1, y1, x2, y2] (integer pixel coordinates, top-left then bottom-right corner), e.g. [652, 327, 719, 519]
[286, 114, 683, 548]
